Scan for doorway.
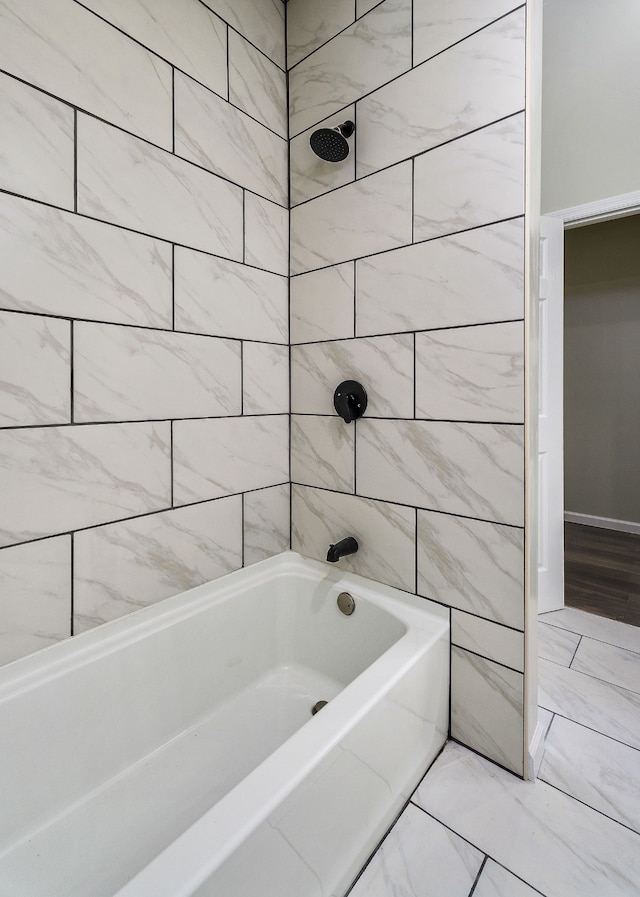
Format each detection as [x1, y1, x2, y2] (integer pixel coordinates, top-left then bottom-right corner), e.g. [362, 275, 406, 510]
[538, 193, 640, 624]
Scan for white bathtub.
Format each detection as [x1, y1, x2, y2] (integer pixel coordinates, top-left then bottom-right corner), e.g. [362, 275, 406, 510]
[0, 551, 449, 897]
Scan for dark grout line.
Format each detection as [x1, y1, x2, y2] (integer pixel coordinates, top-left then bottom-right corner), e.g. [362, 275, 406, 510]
[226, 23, 230, 101]
[169, 420, 174, 508]
[539, 778, 640, 839]
[0, 185, 288, 279]
[69, 532, 75, 637]
[289, 213, 525, 276]
[0, 66, 288, 203]
[69, 321, 75, 424]
[0, 412, 288, 433]
[288, 7, 525, 132]
[537, 708, 640, 755]
[291, 482, 525, 530]
[0, 481, 291, 554]
[467, 856, 488, 897]
[171, 67, 176, 154]
[291, 318, 526, 346]
[569, 634, 582, 667]
[291, 110, 525, 209]
[289, 412, 524, 426]
[452, 644, 524, 677]
[539, 618, 640, 656]
[0, 308, 287, 347]
[73, 109, 78, 213]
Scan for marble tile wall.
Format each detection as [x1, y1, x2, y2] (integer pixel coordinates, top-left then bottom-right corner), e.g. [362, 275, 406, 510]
[0, 0, 289, 665]
[288, 0, 528, 774]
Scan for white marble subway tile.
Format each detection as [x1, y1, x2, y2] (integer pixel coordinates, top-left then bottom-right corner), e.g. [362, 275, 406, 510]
[356, 9, 525, 176]
[292, 485, 415, 592]
[173, 416, 288, 504]
[0, 0, 172, 148]
[413, 0, 523, 66]
[290, 264, 355, 344]
[451, 646, 524, 775]
[291, 334, 414, 417]
[74, 497, 242, 632]
[413, 113, 525, 241]
[229, 31, 287, 138]
[415, 741, 640, 897]
[415, 322, 524, 423]
[244, 194, 289, 276]
[571, 638, 640, 695]
[200, 0, 285, 68]
[243, 483, 290, 565]
[0, 194, 173, 328]
[289, 0, 411, 137]
[175, 72, 287, 207]
[417, 510, 524, 629]
[0, 537, 71, 666]
[0, 73, 74, 208]
[174, 250, 287, 343]
[358, 420, 524, 526]
[77, 116, 243, 259]
[357, 0, 383, 16]
[291, 163, 413, 274]
[452, 611, 524, 671]
[349, 802, 483, 897]
[79, 0, 228, 98]
[356, 219, 524, 336]
[0, 423, 170, 547]
[290, 106, 356, 207]
[0, 312, 70, 427]
[243, 342, 289, 414]
[74, 323, 241, 422]
[539, 607, 640, 655]
[291, 416, 354, 492]
[538, 621, 580, 667]
[538, 658, 640, 750]
[540, 716, 640, 835]
[287, 0, 354, 68]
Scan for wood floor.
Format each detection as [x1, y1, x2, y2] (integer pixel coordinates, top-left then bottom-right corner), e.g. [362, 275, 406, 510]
[564, 522, 640, 626]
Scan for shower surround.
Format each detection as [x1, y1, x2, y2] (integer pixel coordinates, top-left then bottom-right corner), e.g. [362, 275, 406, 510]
[288, 0, 530, 776]
[0, 0, 534, 778]
[0, 0, 290, 660]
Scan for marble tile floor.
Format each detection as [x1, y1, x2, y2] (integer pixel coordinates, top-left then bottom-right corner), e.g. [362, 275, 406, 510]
[346, 607, 640, 897]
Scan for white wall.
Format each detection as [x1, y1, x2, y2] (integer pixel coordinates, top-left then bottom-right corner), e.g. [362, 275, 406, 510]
[564, 215, 640, 523]
[0, 0, 289, 665]
[542, 0, 640, 213]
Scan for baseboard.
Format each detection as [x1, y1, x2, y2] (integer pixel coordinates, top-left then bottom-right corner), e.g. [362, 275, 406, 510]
[527, 719, 547, 781]
[564, 512, 640, 536]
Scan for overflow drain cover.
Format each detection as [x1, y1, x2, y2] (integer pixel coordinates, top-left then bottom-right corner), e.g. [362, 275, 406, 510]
[337, 592, 355, 615]
[311, 700, 328, 716]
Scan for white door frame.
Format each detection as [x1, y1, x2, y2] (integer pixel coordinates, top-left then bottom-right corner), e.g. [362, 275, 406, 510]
[544, 185, 640, 576]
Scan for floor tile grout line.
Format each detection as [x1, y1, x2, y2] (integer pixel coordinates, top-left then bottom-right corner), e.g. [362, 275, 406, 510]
[467, 856, 488, 897]
[539, 618, 640, 656]
[537, 705, 640, 752]
[568, 634, 582, 667]
[410, 802, 548, 896]
[538, 777, 640, 838]
[545, 658, 640, 698]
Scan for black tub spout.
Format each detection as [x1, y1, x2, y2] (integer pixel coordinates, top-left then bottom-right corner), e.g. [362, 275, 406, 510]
[326, 537, 359, 563]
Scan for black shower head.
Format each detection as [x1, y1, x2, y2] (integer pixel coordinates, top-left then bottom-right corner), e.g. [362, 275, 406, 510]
[309, 120, 355, 163]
